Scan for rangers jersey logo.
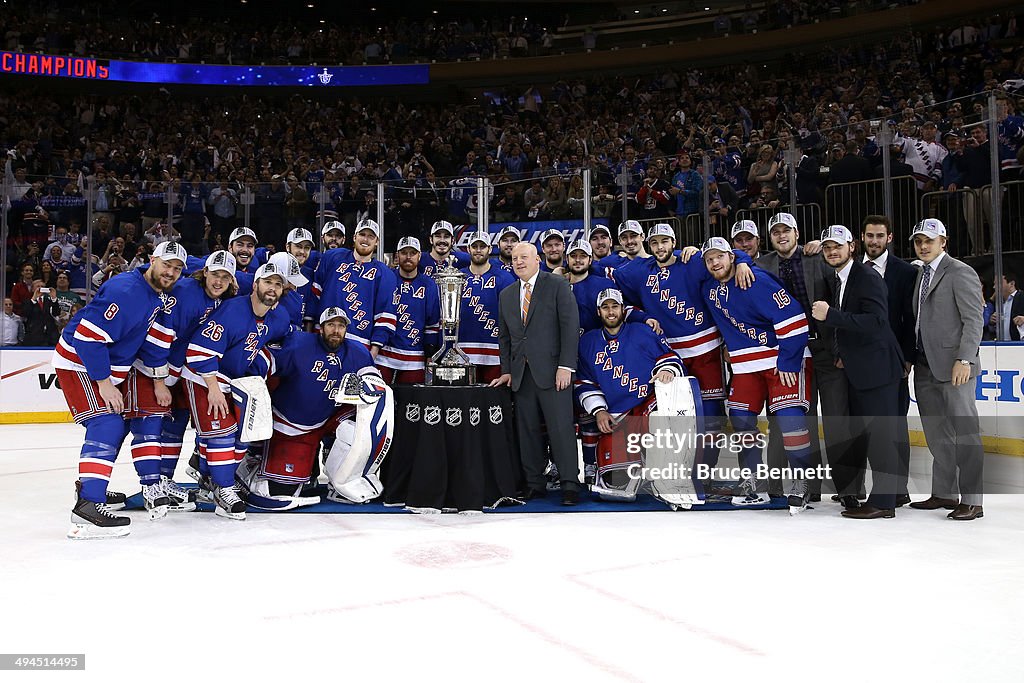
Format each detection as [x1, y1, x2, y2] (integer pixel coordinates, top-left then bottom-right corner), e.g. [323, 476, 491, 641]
[406, 403, 421, 423]
[424, 406, 441, 426]
[489, 405, 503, 424]
[446, 407, 462, 426]
[469, 407, 480, 426]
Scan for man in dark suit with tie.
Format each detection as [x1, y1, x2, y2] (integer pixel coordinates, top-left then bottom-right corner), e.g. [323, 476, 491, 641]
[493, 242, 582, 505]
[861, 215, 917, 506]
[811, 226, 904, 518]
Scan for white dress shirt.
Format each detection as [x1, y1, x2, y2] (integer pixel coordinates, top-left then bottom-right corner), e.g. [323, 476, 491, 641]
[863, 249, 889, 279]
[835, 259, 854, 307]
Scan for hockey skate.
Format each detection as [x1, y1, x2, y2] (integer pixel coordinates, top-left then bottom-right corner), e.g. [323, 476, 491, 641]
[142, 482, 172, 521]
[544, 462, 562, 492]
[583, 463, 597, 487]
[196, 474, 216, 504]
[213, 485, 246, 520]
[68, 482, 130, 539]
[731, 477, 771, 507]
[185, 449, 202, 482]
[104, 490, 128, 511]
[787, 477, 811, 516]
[160, 476, 197, 512]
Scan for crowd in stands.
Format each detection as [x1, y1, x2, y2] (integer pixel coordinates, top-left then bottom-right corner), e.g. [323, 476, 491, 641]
[3, 1, 926, 66]
[3, 9, 1024, 338]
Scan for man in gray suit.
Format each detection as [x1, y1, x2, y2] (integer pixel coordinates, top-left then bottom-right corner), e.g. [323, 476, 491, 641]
[756, 212, 849, 503]
[907, 218, 985, 520]
[493, 242, 582, 505]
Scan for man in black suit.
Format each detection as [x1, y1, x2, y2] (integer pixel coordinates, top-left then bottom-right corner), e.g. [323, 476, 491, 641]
[988, 270, 1022, 342]
[861, 215, 917, 506]
[493, 242, 582, 505]
[812, 226, 904, 518]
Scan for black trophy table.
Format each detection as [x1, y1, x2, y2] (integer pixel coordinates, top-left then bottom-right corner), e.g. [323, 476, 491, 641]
[381, 384, 520, 511]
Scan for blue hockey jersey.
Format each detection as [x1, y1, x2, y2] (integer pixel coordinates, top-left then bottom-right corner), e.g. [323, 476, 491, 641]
[182, 295, 290, 392]
[269, 331, 379, 433]
[702, 264, 809, 374]
[420, 250, 470, 279]
[575, 322, 683, 417]
[458, 265, 516, 365]
[378, 271, 442, 370]
[146, 276, 225, 384]
[312, 250, 398, 348]
[568, 273, 650, 335]
[53, 268, 166, 385]
[613, 255, 723, 359]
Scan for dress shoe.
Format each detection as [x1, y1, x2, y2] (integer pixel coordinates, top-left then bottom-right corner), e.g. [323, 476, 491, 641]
[830, 494, 867, 502]
[909, 496, 958, 510]
[808, 494, 822, 503]
[838, 495, 862, 510]
[894, 494, 912, 507]
[561, 489, 580, 506]
[519, 488, 546, 501]
[841, 506, 895, 519]
[947, 504, 984, 520]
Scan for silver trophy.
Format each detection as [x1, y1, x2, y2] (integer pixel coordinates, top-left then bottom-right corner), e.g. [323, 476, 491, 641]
[425, 257, 477, 386]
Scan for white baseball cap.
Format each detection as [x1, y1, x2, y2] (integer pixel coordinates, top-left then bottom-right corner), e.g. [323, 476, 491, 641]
[430, 220, 454, 236]
[768, 213, 798, 231]
[205, 250, 236, 274]
[153, 240, 188, 264]
[701, 236, 732, 255]
[396, 236, 422, 252]
[286, 228, 315, 245]
[497, 225, 521, 240]
[268, 251, 308, 287]
[567, 239, 593, 256]
[820, 225, 854, 245]
[646, 223, 675, 241]
[910, 218, 947, 240]
[319, 306, 350, 325]
[355, 218, 380, 236]
[618, 220, 643, 236]
[228, 226, 257, 244]
[596, 288, 624, 307]
[468, 232, 492, 246]
[254, 262, 287, 283]
[539, 229, 564, 244]
[731, 220, 758, 238]
[589, 224, 612, 237]
[321, 220, 346, 237]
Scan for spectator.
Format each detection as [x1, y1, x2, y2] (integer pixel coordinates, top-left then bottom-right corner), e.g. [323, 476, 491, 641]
[10, 263, 37, 317]
[670, 151, 704, 218]
[493, 184, 524, 221]
[0, 298, 24, 346]
[21, 280, 62, 347]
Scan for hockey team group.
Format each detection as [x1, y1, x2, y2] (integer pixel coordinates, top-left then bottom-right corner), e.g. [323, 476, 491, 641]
[54, 210, 985, 538]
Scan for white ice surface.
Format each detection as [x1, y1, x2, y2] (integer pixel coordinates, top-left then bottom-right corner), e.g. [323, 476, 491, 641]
[1, 423, 1021, 682]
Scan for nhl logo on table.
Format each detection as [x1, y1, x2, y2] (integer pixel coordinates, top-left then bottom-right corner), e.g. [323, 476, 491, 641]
[446, 407, 462, 427]
[424, 406, 441, 426]
[405, 403, 421, 423]
[469, 407, 480, 426]
[318, 68, 333, 84]
[489, 405, 503, 424]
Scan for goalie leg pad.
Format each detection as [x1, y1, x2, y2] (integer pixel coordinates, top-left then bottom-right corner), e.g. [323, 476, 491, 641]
[648, 376, 705, 506]
[235, 452, 320, 511]
[593, 427, 643, 502]
[230, 376, 274, 443]
[324, 384, 394, 503]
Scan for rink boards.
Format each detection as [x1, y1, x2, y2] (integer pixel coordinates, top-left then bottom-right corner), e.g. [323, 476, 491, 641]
[2, 343, 1023, 455]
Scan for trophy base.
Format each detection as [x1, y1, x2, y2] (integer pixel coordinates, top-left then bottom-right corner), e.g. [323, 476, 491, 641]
[425, 364, 476, 387]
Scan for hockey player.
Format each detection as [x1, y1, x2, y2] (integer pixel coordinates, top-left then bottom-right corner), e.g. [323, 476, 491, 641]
[701, 236, 814, 514]
[312, 218, 398, 357]
[267, 250, 311, 328]
[228, 226, 259, 275]
[490, 225, 520, 273]
[597, 220, 650, 273]
[731, 220, 762, 258]
[55, 241, 187, 538]
[180, 261, 291, 519]
[459, 232, 516, 382]
[612, 224, 735, 433]
[378, 236, 441, 383]
[153, 251, 238, 508]
[420, 220, 469, 277]
[576, 288, 701, 506]
[236, 307, 394, 508]
[589, 224, 615, 263]
[538, 229, 566, 274]
[320, 220, 347, 252]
